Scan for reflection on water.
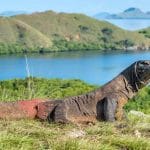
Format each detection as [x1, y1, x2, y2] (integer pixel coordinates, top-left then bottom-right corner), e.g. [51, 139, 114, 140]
[0, 50, 150, 85]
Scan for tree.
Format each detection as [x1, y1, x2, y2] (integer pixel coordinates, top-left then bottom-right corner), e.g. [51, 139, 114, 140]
[78, 25, 89, 33]
[119, 39, 134, 50]
[101, 28, 113, 37]
[101, 28, 113, 43]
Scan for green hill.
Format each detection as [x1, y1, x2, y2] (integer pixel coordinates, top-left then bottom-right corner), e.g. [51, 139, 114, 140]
[0, 11, 150, 54]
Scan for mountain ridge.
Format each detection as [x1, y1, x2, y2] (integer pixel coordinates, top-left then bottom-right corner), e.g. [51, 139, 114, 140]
[94, 7, 150, 19]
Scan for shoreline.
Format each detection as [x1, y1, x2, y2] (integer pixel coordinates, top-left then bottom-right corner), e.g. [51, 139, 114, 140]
[0, 48, 150, 56]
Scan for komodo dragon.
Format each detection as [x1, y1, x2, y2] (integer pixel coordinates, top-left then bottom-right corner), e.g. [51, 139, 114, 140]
[0, 60, 150, 124]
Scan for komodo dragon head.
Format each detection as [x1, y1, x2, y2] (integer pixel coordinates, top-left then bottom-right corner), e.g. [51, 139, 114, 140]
[122, 60, 150, 91]
[133, 60, 150, 89]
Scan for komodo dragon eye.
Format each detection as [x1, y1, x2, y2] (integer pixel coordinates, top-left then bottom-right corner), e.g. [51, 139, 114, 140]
[140, 61, 150, 65]
[138, 61, 150, 69]
[141, 62, 149, 65]
[139, 62, 146, 65]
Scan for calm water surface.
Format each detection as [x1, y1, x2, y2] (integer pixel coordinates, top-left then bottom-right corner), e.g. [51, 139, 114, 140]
[105, 19, 150, 31]
[0, 51, 150, 85]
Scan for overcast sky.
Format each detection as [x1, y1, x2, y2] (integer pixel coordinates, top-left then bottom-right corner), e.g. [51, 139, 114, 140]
[0, 0, 149, 16]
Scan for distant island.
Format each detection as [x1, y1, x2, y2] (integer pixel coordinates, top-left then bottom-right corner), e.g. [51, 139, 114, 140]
[0, 11, 28, 17]
[0, 10, 149, 54]
[94, 8, 150, 19]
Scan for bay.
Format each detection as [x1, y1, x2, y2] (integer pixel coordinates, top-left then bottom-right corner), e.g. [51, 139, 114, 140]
[0, 51, 150, 85]
[105, 19, 150, 31]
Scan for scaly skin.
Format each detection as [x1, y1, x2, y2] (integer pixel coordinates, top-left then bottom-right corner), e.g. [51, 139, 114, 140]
[0, 60, 150, 123]
[0, 99, 46, 120]
[37, 60, 150, 123]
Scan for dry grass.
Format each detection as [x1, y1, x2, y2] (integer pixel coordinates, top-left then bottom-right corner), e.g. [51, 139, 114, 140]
[0, 115, 149, 150]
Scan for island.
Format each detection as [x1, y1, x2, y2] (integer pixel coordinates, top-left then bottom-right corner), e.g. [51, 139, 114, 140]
[0, 10, 149, 54]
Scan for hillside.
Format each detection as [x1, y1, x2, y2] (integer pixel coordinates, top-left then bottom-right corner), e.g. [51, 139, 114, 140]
[0, 17, 52, 54]
[94, 8, 150, 19]
[0, 11, 150, 54]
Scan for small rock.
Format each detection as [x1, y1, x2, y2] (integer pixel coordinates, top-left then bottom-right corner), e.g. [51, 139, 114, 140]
[67, 129, 85, 138]
[134, 130, 141, 138]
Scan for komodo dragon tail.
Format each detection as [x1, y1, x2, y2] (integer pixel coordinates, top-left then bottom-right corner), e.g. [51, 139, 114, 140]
[0, 99, 47, 120]
[0, 99, 60, 121]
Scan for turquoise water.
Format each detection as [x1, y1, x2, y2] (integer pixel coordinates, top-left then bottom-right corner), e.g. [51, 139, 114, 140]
[105, 19, 150, 31]
[0, 51, 150, 85]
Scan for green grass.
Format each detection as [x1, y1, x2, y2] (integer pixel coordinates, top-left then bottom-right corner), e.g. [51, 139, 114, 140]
[0, 78, 97, 101]
[0, 116, 149, 150]
[0, 78, 149, 149]
[125, 86, 150, 114]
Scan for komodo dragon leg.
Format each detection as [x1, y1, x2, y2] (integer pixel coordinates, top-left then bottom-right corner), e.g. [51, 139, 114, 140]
[96, 96, 128, 122]
[96, 97, 117, 121]
[36, 100, 70, 123]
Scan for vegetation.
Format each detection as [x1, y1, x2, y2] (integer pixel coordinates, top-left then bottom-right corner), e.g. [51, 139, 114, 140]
[116, 39, 134, 50]
[0, 11, 149, 54]
[125, 86, 150, 114]
[0, 78, 97, 101]
[0, 117, 150, 150]
[139, 27, 150, 39]
[0, 78, 150, 149]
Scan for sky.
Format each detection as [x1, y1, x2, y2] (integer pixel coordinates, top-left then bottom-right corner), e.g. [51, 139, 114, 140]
[0, 0, 149, 16]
